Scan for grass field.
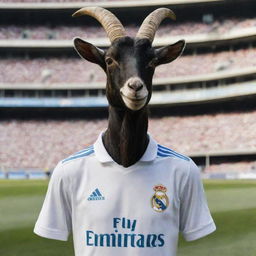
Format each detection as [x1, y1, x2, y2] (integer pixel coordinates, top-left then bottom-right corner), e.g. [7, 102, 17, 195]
[0, 179, 256, 256]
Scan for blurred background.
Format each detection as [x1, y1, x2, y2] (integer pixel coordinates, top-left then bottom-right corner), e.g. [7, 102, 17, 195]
[0, 0, 256, 255]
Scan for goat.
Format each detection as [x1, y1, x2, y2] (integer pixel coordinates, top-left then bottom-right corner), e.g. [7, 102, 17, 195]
[34, 8, 216, 251]
[73, 7, 185, 167]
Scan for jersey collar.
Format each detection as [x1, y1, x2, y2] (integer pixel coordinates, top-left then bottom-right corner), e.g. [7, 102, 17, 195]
[94, 131, 158, 163]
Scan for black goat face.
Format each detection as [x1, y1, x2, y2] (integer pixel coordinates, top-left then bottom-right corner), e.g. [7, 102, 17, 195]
[73, 7, 185, 111]
[104, 37, 155, 111]
[74, 36, 185, 111]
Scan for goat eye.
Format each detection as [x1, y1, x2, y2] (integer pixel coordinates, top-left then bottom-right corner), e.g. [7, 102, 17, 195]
[105, 57, 114, 66]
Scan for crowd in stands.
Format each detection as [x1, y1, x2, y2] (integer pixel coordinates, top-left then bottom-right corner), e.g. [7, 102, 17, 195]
[1, 47, 255, 84]
[0, 17, 255, 40]
[1, 110, 256, 170]
[1, 9, 256, 174]
[204, 162, 256, 173]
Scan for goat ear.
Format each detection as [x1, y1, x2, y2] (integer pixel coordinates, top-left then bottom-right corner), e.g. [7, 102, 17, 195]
[73, 37, 106, 69]
[155, 40, 185, 66]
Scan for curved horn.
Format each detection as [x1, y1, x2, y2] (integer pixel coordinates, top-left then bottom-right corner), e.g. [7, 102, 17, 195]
[136, 8, 176, 43]
[72, 6, 126, 43]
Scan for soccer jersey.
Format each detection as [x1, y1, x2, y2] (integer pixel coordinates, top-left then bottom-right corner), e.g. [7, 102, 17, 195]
[34, 132, 216, 256]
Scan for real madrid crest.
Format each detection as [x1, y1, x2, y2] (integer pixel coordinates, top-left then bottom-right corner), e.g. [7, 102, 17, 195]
[151, 184, 169, 212]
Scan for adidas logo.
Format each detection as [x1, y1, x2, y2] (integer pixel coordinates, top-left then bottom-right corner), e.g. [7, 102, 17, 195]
[88, 188, 105, 201]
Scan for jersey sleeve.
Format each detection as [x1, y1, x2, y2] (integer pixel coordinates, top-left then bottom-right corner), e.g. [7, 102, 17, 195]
[179, 159, 216, 241]
[34, 162, 72, 241]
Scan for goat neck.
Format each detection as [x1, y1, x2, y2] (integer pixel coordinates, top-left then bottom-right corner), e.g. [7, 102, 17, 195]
[103, 105, 149, 168]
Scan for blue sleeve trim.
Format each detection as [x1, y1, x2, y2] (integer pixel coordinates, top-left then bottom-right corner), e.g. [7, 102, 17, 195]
[157, 144, 190, 161]
[62, 146, 94, 164]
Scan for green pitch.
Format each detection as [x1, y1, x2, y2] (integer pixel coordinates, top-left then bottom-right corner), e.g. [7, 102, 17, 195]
[0, 179, 256, 256]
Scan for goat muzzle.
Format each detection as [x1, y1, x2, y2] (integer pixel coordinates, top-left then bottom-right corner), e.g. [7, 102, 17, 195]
[120, 77, 148, 111]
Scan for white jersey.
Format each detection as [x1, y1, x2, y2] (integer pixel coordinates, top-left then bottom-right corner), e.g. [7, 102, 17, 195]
[34, 132, 216, 256]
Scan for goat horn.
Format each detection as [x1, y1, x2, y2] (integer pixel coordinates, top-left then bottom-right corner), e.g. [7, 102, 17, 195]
[72, 6, 126, 43]
[136, 8, 176, 43]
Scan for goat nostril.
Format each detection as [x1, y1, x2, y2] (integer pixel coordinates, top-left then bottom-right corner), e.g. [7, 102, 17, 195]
[128, 82, 143, 91]
[136, 84, 143, 91]
[128, 83, 134, 90]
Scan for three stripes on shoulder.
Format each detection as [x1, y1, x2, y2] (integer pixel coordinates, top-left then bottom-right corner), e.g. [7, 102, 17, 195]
[157, 144, 190, 161]
[62, 145, 94, 164]
[61, 143, 189, 164]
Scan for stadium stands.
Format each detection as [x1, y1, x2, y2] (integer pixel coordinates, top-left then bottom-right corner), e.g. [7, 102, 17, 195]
[1, 17, 256, 40]
[1, 110, 256, 169]
[204, 162, 256, 173]
[1, 48, 256, 84]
